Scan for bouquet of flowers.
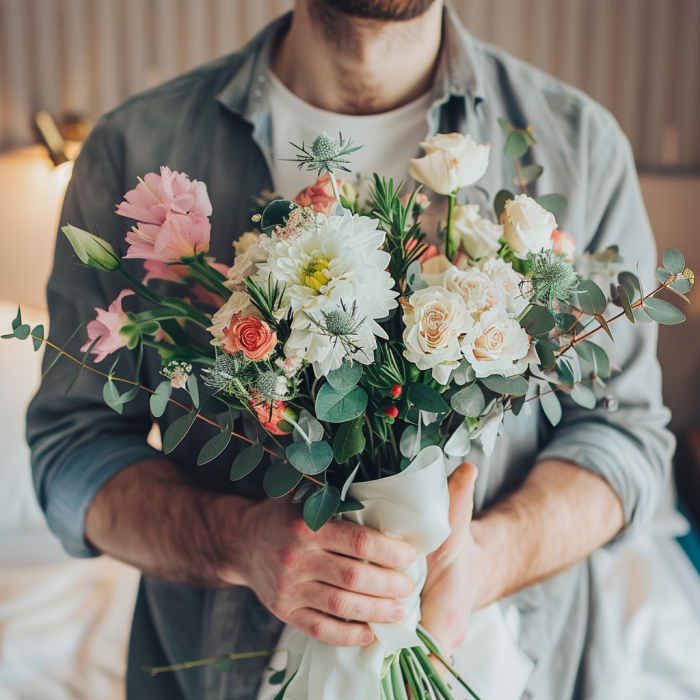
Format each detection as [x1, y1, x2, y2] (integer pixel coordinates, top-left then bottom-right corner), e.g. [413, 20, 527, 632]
[6, 123, 694, 700]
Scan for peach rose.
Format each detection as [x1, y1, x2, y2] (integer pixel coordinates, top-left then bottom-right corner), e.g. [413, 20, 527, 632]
[405, 238, 439, 265]
[250, 399, 292, 436]
[222, 313, 276, 360]
[293, 173, 342, 217]
[551, 229, 576, 263]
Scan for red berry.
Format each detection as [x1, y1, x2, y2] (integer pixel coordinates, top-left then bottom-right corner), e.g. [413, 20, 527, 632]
[383, 406, 399, 419]
[390, 385, 403, 398]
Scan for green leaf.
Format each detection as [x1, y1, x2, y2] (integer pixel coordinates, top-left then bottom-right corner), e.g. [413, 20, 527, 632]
[198, 425, 233, 466]
[286, 440, 333, 475]
[187, 373, 200, 409]
[662, 248, 685, 275]
[511, 394, 526, 416]
[574, 340, 610, 379]
[451, 383, 486, 417]
[557, 359, 575, 386]
[261, 199, 300, 233]
[230, 443, 264, 480]
[593, 313, 614, 342]
[102, 380, 123, 415]
[617, 285, 635, 323]
[539, 389, 562, 426]
[519, 305, 556, 337]
[11, 307, 22, 331]
[618, 272, 640, 301]
[42, 322, 84, 379]
[407, 383, 449, 413]
[333, 417, 366, 463]
[64, 338, 98, 396]
[656, 267, 671, 284]
[497, 117, 515, 138]
[571, 384, 597, 409]
[481, 374, 530, 396]
[534, 193, 568, 219]
[335, 497, 365, 514]
[515, 164, 544, 187]
[326, 361, 363, 391]
[494, 189, 514, 220]
[263, 461, 303, 498]
[32, 324, 45, 351]
[576, 280, 607, 316]
[642, 297, 686, 325]
[14, 324, 31, 340]
[162, 411, 198, 453]
[535, 343, 556, 370]
[150, 381, 172, 418]
[315, 384, 368, 423]
[269, 670, 286, 686]
[504, 130, 529, 160]
[303, 485, 341, 532]
[670, 277, 692, 294]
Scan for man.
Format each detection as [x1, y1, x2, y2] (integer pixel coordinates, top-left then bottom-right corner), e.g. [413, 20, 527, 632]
[27, 1, 673, 698]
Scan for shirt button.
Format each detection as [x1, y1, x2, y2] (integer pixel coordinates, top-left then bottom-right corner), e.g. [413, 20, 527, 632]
[254, 89, 262, 97]
[602, 396, 619, 411]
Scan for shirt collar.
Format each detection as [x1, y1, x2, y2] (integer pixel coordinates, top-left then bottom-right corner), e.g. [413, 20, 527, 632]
[216, 5, 486, 128]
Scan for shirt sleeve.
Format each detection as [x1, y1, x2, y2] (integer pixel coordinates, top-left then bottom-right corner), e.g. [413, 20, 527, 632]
[535, 110, 676, 550]
[26, 117, 160, 558]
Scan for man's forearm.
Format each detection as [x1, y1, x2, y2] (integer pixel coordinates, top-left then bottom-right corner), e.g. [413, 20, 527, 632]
[85, 458, 253, 587]
[472, 459, 625, 609]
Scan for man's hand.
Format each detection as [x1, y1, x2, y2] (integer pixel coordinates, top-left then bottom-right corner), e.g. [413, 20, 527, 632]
[231, 493, 418, 647]
[421, 463, 481, 668]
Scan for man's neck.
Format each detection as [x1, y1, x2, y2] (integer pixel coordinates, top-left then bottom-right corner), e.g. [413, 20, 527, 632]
[272, 0, 443, 115]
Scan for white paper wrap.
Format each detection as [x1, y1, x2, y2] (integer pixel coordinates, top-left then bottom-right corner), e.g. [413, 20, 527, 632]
[257, 445, 534, 700]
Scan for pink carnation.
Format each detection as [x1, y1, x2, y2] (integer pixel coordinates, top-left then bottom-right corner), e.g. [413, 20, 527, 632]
[81, 289, 135, 362]
[116, 166, 212, 226]
[293, 174, 341, 217]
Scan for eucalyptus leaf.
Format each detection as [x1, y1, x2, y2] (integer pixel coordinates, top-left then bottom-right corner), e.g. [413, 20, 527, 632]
[162, 411, 198, 453]
[198, 425, 233, 466]
[333, 417, 366, 464]
[519, 305, 556, 337]
[662, 248, 685, 275]
[407, 383, 449, 413]
[571, 384, 597, 409]
[102, 380, 123, 415]
[11, 306, 22, 331]
[31, 324, 45, 351]
[670, 277, 692, 294]
[286, 440, 333, 475]
[617, 285, 635, 323]
[150, 381, 173, 418]
[576, 280, 607, 316]
[515, 164, 543, 187]
[574, 340, 610, 379]
[230, 443, 264, 480]
[263, 461, 303, 498]
[451, 383, 486, 417]
[326, 361, 363, 391]
[335, 496, 365, 514]
[481, 374, 530, 396]
[494, 189, 514, 220]
[14, 324, 30, 340]
[511, 394, 526, 416]
[534, 193, 568, 219]
[303, 485, 341, 532]
[642, 297, 685, 325]
[618, 271, 640, 301]
[315, 384, 368, 423]
[497, 117, 514, 138]
[187, 373, 200, 409]
[504, 130, 529, 160]
[535, 343, 556, 370]
[269, 670, 286, 686]
[539, 389, 562, 426]
[557, 359, 575, 386]
[292, 409, 324, 444]
[656, 267, 671, 284]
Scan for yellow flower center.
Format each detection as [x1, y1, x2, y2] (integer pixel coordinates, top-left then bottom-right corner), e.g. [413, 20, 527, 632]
[303, 259, 330, 293]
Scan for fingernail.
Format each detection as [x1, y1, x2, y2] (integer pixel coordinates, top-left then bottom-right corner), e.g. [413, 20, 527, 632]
[390, 605, 404, 622]
[400, 580, 414, 598]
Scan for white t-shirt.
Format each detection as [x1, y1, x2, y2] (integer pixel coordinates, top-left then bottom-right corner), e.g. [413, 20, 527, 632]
[268, 70, 433, 201]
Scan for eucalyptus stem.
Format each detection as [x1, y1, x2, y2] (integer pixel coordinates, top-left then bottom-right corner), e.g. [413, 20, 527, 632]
[514, 158, 528, 195]
[142, 648, 283, 675]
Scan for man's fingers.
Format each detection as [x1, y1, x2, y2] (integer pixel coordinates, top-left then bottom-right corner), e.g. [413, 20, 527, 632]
[288, 608, 375, 647]
[320, 519, 418, 569]
[313, 552, 415, 599]
[448, 462, 478, 525]
[302, 582, 405, 624]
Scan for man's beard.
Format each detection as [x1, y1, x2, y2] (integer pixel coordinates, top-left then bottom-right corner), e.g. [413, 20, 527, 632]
[318, 0, 437, 21]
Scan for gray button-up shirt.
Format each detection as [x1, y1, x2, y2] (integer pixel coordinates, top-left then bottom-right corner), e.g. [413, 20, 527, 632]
[27, 7, 674, 700]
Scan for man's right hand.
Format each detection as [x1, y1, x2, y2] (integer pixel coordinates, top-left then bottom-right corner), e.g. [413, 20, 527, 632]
[226, 493, 417, 647]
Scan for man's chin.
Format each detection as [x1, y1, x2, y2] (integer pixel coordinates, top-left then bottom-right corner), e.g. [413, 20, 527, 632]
[319, 0, 437, 21]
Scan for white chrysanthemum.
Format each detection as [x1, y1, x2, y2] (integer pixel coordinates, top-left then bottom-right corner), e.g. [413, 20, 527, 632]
[461, 306, 530, 378]
[403, 286, 475, 385]
[207, 291, 259, 345]
[285, 295, 380, 377]
[260, 210, 398, 321]
[478, 257, 528, 317]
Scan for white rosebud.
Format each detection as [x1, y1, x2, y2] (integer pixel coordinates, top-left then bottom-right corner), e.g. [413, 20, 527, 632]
[408, 134, 490, 195]
[453, 205, 502, 260]
[502, 194, 557, 259]
[402, 286, 475, 384]
[461, 306, 531, 378]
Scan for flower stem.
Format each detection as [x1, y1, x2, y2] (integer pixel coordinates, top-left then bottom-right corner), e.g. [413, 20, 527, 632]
[142, 648, 284, 676]
[445, 192, 458, 262]
[186, 256, 232, 301]
[514, 158, 528, 195]
[328, 170, 342, 205]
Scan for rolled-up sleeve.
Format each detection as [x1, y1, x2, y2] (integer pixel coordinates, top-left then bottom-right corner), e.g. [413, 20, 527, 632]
[536, 112, 675, 549]
[27, 118, 160, 558]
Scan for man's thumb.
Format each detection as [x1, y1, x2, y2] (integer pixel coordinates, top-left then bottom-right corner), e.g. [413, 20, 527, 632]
[448, 462, 478, 522]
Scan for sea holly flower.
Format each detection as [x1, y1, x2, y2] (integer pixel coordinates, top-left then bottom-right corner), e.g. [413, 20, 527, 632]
[529, 249, 580, 310]
[81, 289, 135, 362]
[287, 132, 361, 177]
[408, 133, 490, 195]
[502, 194, 557, 259]
[452, 204, 502, 260]
[221, 314, 277, 361]
[62, 225, 121, 271]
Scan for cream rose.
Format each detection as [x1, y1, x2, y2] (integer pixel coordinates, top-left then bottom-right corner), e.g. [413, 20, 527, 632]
[502, 194, 557, 259]
[461, 307, 530, 378]
[226, 238, 269, 290]
[453, 204, 502, 260]
[403, 286, 474, 384]
[478, 257, 528, 317]
[442, 265, 506, 318]
[408, 133, 490, 195]
[208, 291, 259, 345]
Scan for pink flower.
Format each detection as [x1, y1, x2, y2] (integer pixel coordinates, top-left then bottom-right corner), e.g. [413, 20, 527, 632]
[81, 290, 135, 362]
[551, 229, 576, 263]
[125, 209, 211, 263]
[405, 238, 440, 265]
[400, 192, 430, 215]
[250, 399, 292, 436]
[293, 174, 341, 217]
[221, 314, 277, 361]
[116, 167, 212, 226]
